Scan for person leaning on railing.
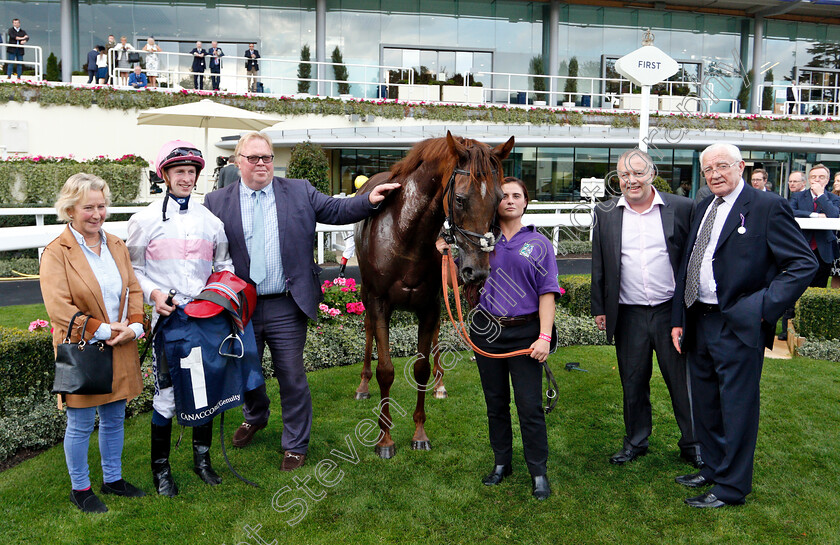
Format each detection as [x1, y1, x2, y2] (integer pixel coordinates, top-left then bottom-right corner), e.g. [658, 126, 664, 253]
[40, 173, 147, 514]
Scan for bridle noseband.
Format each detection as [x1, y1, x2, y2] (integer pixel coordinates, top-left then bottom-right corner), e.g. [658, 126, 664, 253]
[441, 168, 497, 252]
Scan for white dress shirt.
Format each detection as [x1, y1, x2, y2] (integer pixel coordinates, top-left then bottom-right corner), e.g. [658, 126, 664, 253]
[696, 179, 745, 304]
[617, 189, 675, 306]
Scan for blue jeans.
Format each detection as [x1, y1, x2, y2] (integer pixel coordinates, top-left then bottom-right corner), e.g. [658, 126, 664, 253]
[6, 51, 23, 77]
[64, 400, 126, 490]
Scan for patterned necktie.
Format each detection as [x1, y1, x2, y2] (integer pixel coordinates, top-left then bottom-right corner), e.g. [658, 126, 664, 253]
[684, 197, 725, 308]
[250, 190, 266, 285]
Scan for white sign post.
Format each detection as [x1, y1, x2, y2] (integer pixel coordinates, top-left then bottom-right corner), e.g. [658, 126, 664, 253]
[614, 31, 679, 152]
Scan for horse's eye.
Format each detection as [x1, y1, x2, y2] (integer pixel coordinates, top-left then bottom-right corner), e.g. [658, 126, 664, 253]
[454, 194, 466, 207]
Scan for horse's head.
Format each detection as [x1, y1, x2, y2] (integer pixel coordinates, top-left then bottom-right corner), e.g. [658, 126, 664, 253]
[443, 131, 515, 285]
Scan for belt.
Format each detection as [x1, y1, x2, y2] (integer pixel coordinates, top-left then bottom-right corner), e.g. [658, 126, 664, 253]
[258, 292, 290, 300]
[691, 302, 720, 315]
[495, 312, 539, 327]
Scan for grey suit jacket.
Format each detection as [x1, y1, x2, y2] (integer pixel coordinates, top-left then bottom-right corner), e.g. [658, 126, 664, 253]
[591, 191, 694, 342]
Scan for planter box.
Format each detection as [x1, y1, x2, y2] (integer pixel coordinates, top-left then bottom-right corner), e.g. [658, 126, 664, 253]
[397, 84, 440, 102]
[440, 85, 484, 103]
[658, 95, 700, 113]
[619, 93, 658, 111]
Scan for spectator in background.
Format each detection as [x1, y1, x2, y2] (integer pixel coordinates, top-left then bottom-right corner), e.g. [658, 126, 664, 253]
[190, 41, 206, 90]
[128, 65, 147, 89]
[113, 36, 134, 86]
[7, 18, 29, 79]
[208, 40, 224, 91]
[790, 164, 840, 288]
[105, 35, 116, 84]
[95, 46, 108, 85]
[833, 172, 840, 197]
[675, 181, 691, 198]
[788, 171, 806, 196]
[244, 43, 260, 93]
[832, 172, 840, 289]
[142, 37, 161, 87]
[216, 155, 240, 189]
[750, 169, 768, 191]
[86, 45, 99, 84]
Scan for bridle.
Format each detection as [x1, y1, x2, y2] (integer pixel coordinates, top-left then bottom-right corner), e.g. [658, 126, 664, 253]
[440, 168, 497, 252]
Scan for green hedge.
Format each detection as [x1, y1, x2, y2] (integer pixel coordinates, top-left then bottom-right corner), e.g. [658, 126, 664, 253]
[797, 339, 840, 362]
[0, 257, 39, 276]
[558, 274, 591, 317]
[0, 327, 54, 405]
[795, 288, 840, 341]
[0, 390, 67, 462]
[0, 161, 144, 204]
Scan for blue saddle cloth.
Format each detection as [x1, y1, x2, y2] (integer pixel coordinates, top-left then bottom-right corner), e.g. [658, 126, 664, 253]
[155, 308, 264, 427]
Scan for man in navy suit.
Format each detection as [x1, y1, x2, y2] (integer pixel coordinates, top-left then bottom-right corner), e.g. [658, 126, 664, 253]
[790, 164, 840, 288]
[591, 149, 700, 468]
[671, 143, 816, 508]
[208, 41, 224, 91]
[189, 41, 206, 90]
[204, 132, 399, 471]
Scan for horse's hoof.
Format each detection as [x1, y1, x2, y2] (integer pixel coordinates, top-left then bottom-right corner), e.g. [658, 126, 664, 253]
[355, 392, 371, 400]
[433, 388, 448, 400]
[411, 440, 432, 451]
[375, 444, 396, 459]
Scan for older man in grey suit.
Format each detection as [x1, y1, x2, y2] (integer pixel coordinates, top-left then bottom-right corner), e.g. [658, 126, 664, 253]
[591, 149, 700, 468]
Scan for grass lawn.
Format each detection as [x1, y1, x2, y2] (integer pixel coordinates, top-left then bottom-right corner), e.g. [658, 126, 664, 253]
[0, 303, 48, 330]
[1, 346, 839, 545]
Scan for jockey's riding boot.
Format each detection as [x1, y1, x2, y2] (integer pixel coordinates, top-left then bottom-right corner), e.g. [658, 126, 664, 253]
[338, 262, 347, 278]
[193, 421, 222, 485]
[151, 421, 178, 497]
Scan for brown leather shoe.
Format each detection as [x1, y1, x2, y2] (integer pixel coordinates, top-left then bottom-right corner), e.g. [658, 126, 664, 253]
[281, 451, 306, 471]
[232, 421, 266, 448]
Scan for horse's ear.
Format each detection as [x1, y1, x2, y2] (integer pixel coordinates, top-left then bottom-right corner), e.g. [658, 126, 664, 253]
[446, 131, 468, 161]
[492, 136, 515, 161]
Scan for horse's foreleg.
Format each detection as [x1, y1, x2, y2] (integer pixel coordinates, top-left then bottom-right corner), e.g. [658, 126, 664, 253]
[410, 310, 439, 450]
[355, 312, 374, 400]
[372, 312, 397, 459]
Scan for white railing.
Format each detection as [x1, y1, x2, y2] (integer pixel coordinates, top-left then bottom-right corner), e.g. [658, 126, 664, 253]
[759, 83, 840, 116]
[0, 43, 43, 81]
[106, 48, 402, 98]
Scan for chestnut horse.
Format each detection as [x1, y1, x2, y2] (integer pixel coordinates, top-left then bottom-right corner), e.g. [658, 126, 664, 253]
[354, 132, 515, 458]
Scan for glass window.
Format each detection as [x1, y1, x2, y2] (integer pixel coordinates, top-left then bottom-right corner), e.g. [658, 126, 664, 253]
[535, 148, 574, 201]
[573, 147, 609, 198]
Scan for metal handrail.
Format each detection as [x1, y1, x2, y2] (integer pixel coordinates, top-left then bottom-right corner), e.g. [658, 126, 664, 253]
[0, 43, 43, 81]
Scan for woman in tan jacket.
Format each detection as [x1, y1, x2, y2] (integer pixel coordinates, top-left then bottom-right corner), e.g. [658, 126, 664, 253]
[41, 173, 146, 514]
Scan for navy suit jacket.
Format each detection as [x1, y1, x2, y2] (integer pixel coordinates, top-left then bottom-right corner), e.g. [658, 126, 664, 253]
[190, 48, 206, 72]
[673, 183, 817, 350]
[204, 177, 375, 320]
[591, 191, 694, 343]
[789, 189, 840, 263]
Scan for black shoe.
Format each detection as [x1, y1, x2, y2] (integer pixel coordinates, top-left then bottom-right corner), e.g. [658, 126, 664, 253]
[482, 464, 512, 486]
[680, 450, 704, 469]
[101, 479, 146, 498]
[778, 333, 787, 341]
[70, 489, 108, 513]
[685, 491, 744, 508]
[532, 475, 551, 500]
[609, 446, 647, 465]
[151, 422, 179, 497]
[675, 472, 714, 488]
[193, 421, 222, 486]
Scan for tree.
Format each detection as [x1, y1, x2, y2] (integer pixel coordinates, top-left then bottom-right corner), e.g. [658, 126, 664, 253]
[297, 44, 311, 94]
[288, 141, 330, 195]
[805, 41, 840, 69]
[737, 69, 753, 112]
[529, 55, 546, 102]
[331, 46, 350, 95]
[762, 69, 775, 111]
[564, 57, 578, 103]
[46, 53, 60, 81]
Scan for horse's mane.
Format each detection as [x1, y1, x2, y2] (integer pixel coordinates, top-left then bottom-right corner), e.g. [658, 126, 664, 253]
[389, 136, 501, 189]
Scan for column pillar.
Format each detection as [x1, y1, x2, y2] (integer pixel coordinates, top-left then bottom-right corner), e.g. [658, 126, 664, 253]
[60, 0, 72, 81]
[316, 0, 326, 96]
[749, 15, 764, 114]
[547, 0, 560, 106]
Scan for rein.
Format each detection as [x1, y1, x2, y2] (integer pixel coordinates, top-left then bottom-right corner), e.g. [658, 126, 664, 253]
[441, 168, 497, 252]
[441, 251, 558, 414]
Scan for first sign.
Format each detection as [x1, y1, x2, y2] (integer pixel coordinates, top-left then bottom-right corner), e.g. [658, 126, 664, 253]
[615, 45, 679, 87]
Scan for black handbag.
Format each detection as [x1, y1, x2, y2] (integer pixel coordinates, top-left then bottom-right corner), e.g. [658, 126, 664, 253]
[127, 51, 141, 64]
[52, 312, 114, 396]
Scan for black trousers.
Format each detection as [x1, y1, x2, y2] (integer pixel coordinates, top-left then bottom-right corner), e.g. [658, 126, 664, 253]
[614, 303, 697, 455]
[193, 73, 204, 90]
[210, 69, 220, 90]
[810, 246, 832, 288]
[690, 309, 763, 503]
[471, 319, 548, 477]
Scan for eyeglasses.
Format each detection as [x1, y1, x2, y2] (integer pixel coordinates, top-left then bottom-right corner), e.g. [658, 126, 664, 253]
[239, 154, 274, 164]
[701, 161, 738, 176]
[166, 147, 202, 161]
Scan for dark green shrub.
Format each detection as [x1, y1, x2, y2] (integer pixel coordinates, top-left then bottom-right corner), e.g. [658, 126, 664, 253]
[763, 69, 775, 111]
[45, 53, 60, 82]
[298, 44, 311, 94]
[529, 55, 546, 102]
[565, 57, 579, 103]
[795, 288, 840, 340]
[558, 274, 591, 317]
[288, 141, 330, 195]
[652, 175, 673, 194]
[737, 69, 753, 111]
[331, 46, 350, 95]
[0, 390, 67, 462]
[0, 327, 54, 404]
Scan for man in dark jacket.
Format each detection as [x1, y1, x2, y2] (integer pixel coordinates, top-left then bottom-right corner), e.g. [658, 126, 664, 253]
[6, 18, 29, 79]
[189, 41, 206, 90]
[86, 45, 99, 83]
[244, 43, 260, 92]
